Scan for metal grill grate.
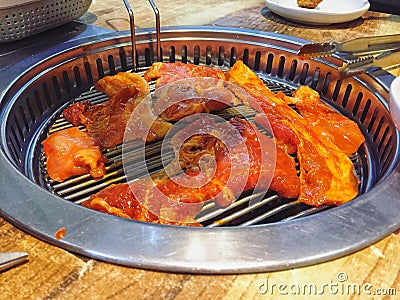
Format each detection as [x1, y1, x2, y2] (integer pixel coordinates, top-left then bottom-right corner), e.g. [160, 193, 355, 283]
[40, 73, 367, 227]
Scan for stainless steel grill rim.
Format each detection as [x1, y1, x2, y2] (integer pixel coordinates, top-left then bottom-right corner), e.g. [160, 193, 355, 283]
[0, 26, 400, 273]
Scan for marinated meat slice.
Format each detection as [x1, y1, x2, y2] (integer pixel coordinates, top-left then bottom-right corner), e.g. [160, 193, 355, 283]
[94, 71, 150, 98]
[227, 117, 299, 199]
[224, 61, 300, 154]
[254, 110, 299, 155]
[82, 183, 202, 226]
[226, 60, 362, 206]
[82, 183, 147, 220]
[83, 116, 299, 222]
[62, 72, 170, 148]
[173, 117, 299, 203]
[290, 86, 365, 156]
[80, 86, 139, 148]
[62, 101, 90, 126]
[144, 62, 226, 87]
[122, 90, 173, 143]
[63, 85, 172, 148]
[270, 146, 300, 199]
[285, 120, 359, 206]
[153, 78, 237, 121]
[144, 63, 229, 121]
[42, 127, 106, 182]
[297, 104, 364, 156]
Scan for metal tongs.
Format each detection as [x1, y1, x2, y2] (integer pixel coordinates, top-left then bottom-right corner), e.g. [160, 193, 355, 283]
[0, 252, 28, 272]
[123, 0, 161, 71]
[298, 34, 400, 77]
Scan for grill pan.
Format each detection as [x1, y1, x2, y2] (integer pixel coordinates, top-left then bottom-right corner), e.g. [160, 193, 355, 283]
[1, 25, 400, 273]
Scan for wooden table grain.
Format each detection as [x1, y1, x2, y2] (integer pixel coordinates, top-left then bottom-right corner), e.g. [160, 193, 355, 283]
[1, 1, 400, 299]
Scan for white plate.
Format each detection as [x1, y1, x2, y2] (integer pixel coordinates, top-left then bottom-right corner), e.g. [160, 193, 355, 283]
[265, 0, 370, 25]
[389, 76, 400, 129]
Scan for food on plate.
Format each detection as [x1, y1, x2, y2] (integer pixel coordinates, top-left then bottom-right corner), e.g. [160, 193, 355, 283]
[225, 60, 364, 206]
[42, 127, 107, 182]
[297, 0, 323, 9]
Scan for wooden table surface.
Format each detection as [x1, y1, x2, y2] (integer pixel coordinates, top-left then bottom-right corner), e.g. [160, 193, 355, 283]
[1, 1, 400, 299]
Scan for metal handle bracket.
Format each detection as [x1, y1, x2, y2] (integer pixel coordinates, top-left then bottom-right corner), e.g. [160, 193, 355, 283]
[123, 0, 161, 70]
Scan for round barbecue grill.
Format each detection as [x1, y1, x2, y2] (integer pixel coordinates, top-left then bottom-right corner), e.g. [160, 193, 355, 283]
[1, 25, 400, 273]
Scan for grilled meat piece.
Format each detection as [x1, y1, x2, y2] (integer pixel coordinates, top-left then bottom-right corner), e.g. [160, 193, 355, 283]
[144, 62, 230, 121]
[223, 61, 300, 155]
[226, 60, 364, 206]
[83, 85, 139, 148]
[82, 183, 202, 226]
[62, 101, 90, 126]
[254, 109, 299, 155]
[153, 78, 238, 121]
[42, 127, 107, 182]
[284, 120, 359, 206]
[290, 86, 365, 156]
[94, 71, 150, 98]
[83, 116, 299, 222]
[172, 116, 300, 203]
[144, 62, 226, 87]
[63, 85, 172, 148]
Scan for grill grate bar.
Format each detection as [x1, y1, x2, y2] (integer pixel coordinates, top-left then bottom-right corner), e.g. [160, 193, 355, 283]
[195, 190, 269, 223]
[67, 176, 127, 202]
[55, 170, 125, 198]
[205, 193, 283, 227]
[238, 202, 302, 227]
[280, 204, 332, 222]
[48, 122, 75, 134]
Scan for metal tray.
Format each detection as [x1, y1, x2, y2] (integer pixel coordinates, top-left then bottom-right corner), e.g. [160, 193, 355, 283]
[0, 0, 92, 42]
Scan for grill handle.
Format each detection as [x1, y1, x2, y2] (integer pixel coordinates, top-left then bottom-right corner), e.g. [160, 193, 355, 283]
[123, 0, 161, 70]
[149, 0, 161, 63]
[122, 0, 137, 70]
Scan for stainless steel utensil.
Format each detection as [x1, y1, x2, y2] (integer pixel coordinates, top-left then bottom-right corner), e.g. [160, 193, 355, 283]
[339, 48, 400, 77]
[298, 34, 400, 58]
[0, 252, 28, 272]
